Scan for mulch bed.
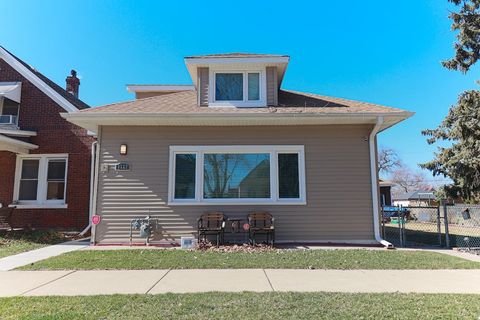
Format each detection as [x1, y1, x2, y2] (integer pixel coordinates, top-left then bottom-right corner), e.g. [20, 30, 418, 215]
[196, 241, 278, 253]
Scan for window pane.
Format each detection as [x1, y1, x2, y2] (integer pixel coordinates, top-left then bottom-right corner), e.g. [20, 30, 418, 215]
[47, 182, 65, 200]
[46, 160, 67, 200]
[204, 153, 270, 199]
[2, 98, 20, 116]
[19, 159, 39, 200]
[47, 160, 66, 180]
[19, 180, 38, 200]
[215, 73, 243, 101]
[21, 160, 39, 179]
[248, 73, 260, 100]
[278, 153, 300, 198]
[174, 154, 196, 199]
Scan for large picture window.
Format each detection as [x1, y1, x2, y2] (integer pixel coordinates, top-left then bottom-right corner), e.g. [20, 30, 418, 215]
[204, 153, 270, 199]
[14, 154, 68, 207]
[169, 146, 306, 205]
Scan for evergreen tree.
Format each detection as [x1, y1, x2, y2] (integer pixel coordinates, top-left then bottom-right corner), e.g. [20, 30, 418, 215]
[421, 0, 480, 203]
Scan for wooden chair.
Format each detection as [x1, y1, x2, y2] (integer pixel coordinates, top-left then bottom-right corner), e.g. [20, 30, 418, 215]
[248, 212, 275, 246]
[197, 212, 226, 246]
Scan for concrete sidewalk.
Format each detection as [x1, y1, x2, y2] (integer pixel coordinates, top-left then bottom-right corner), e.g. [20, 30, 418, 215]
[0, 239, 89, 271]
[1, 269, 479, 297]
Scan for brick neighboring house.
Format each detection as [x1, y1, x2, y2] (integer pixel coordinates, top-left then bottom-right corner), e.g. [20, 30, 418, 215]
[0, 46, 93, 230]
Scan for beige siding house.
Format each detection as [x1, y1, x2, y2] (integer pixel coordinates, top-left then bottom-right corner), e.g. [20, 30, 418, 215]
[64, 53, 413, 246]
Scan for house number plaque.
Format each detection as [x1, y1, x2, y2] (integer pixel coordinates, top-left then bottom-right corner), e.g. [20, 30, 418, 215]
[115, 163, 131, 171]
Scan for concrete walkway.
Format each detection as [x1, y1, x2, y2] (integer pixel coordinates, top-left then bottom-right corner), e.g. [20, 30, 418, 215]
[1, 269, 480, 297]
[0, 239, 89, 271]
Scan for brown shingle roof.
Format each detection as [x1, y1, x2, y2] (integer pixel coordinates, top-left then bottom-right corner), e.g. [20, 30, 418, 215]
[81, 89, 407, 115]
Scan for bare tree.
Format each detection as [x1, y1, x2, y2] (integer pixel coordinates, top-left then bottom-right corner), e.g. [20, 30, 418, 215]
[391, 166, 430, 194]
[378, 147, 401, 174]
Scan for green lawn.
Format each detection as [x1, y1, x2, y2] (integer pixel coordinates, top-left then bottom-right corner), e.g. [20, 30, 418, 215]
[0, 230, 67, 259]
[19, 248, 480, 270]
[1, 292, 479, 319]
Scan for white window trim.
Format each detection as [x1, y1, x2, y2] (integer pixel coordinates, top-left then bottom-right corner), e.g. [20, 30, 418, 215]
[208, 69, 267, 108]
[168, 145, 306, 205]
[13, 154, 68, 208]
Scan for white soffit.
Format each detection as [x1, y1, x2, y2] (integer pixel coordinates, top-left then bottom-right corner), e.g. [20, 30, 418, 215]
[0, 128, 37, 137]
[0, 82, 22, 103]
[0, 133, 38, 154]
[61, 112, 413, 133]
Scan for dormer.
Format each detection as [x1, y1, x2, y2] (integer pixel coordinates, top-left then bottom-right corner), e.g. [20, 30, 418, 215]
[185, 53, 289, 107]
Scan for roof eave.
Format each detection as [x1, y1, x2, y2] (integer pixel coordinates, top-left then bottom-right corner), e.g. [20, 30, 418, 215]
[0, 133, 38, 154]
[61, 111, 413, 133]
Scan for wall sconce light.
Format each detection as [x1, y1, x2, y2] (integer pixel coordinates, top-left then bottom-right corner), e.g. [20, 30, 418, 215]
[120, 144, 128, 155]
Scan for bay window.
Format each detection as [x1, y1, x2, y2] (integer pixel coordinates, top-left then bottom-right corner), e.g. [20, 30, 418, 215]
[169, 146, 305, 205]
[14, 154, 68, 207]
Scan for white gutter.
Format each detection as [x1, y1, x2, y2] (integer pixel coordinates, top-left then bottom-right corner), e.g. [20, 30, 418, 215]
[79, 141, 98, 237]
[369, 116, 393, 249]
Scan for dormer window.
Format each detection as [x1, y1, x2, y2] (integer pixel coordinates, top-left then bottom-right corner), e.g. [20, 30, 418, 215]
[215, 73, 243, 101]
[209, 70, 266, 107]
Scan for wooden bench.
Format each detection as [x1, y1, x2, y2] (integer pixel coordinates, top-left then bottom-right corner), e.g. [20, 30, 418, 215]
[248, 212, 275, 246]
[197, 212, 226, 246]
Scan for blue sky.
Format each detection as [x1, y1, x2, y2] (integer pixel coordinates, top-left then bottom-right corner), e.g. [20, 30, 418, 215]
[2, 1, 477, 182]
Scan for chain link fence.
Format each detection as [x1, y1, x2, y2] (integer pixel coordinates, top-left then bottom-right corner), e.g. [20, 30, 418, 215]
[445, 204, 480, 248]
[381, 204, 480, 249]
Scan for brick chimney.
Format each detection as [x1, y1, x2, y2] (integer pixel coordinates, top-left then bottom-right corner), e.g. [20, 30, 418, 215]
[66, 69, 80, 98]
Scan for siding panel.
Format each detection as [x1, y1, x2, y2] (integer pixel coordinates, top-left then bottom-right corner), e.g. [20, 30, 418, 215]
[266, 67, 278, 105]
[95, 125, 375, 244]
[197, 67, 209, 106]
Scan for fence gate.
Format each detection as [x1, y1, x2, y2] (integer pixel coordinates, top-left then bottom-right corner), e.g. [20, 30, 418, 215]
[444, 204, 480, 249]
[382, 206, 442, 248]
[382, 204, 480, 248]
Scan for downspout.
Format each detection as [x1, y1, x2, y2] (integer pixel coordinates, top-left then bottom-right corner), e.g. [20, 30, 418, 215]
[369, 116, 394, 249]
[79, 140, 98, 237]
[91, 128, 101, 244]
